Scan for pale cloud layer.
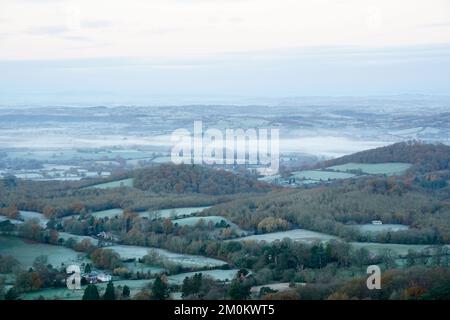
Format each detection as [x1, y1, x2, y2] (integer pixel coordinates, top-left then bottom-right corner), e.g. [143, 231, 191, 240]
[1, 0, 449, 102]
[0, 0, 450, 60]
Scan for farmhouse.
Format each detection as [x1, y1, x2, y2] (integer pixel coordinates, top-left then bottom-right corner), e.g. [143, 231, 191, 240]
[83, 271, 112, 284]
[97, 231, 119, 241]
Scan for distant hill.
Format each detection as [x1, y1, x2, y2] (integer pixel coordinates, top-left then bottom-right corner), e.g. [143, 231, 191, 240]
[322, 141, 450, 173]
[133, 164, 272, 195]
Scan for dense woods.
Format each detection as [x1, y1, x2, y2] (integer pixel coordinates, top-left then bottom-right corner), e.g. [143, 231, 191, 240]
[133, 164, 273, 195]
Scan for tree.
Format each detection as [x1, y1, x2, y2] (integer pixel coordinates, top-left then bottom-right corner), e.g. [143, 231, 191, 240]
[420, 283, 450, 300]
[182, 273, 203, 298]
[5, 287, 19, 300]
[103, 281, 116, 300]
[84, 263, 92, 274]
[0, 255, 20, 273]
[90, 248, 122, 269]
[229, 279, 251, 300]
[82, 284, 100, 300]
[122, 285, 130, 298]
[152, 276, 169, 300]
[15, 271, 42, 292]
[0, 277, 4, 300]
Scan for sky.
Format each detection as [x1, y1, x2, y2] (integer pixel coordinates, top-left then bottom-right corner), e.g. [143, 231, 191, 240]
[0, 0, 450, 105]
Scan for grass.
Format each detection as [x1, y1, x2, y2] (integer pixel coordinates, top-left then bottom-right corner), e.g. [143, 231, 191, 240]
[327, 162, 412, 175]
[106, 245, 227, 268]
[168, 269, 239, 285]
[0, 235, 90, 268]
[349, 242, 437, 257]
[90, 208, 124, 219]
[251, 282, 305, 295]
[58, 232, 99, 246]
[171, 215, 247, 235]
[350, 224, 409, 233]
[236, 229, 338, 243]
[123, 261, 164, 274]
[20, 279, 153, 300]
[19, 211, 49, 228]
[138, 206, 210, 219]
[172, 216, 234, 227]
[291, 170, 356, 181]
[83, 178, 134, 190]
[0, 216, 22, 224]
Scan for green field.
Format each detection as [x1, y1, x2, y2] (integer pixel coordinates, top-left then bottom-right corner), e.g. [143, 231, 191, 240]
[0, 216, 23, 224]
[19, 211, 49, 228]
[0, 235, 90, 268]
[58, 232, 99, 246]
[291, 170, 356, 181]
[172, 216, 234, 227]
[167, 269, 239, 285]
[171, 215, 247, 235]
[20, 279, 153, 300]
[327, 162, 412, 175]
[349, 242, 437, 257]
[258, 174, 281, 183]
[351, 224, 410, 233]
[251, 282, 305, 295]
[151, 156, 172, 163]
[123, 261, 165, 274]
[84, 178, 134, 190]
[139, 206, 210, 219]
[90, 208, 124, 219]
[20, 270, 239, 299]
[236, 229, 338, 243]
[74, 206, 210, 220]
[21, 286, 86, 300]
[106, 245, 227, 268]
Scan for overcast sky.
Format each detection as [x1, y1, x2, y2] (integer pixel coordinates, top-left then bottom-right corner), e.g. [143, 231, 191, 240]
[1, 0, 449, 104]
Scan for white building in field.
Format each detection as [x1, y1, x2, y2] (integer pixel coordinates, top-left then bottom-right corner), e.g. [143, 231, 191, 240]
[97, 273, 112, 282]
[83, 272, 112, 283]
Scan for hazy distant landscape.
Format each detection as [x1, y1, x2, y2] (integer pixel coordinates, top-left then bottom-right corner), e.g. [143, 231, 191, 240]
[1, 95, 450, 183]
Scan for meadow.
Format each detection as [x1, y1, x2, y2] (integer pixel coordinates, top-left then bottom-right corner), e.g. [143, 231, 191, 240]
[138, 206, 210, 219]
[327, 162, 412, 175]
[236, 229, 338, 243]
[0, 235, 89, 268]
[291, 170, 356, 181]
[350, 224, 409, 233]
[106, 245, 228, 268]
[90, 208, 124, 219]
[83, 178, 134, 190]
[167, 269, 239, 285]
[19, 211, 48, 228]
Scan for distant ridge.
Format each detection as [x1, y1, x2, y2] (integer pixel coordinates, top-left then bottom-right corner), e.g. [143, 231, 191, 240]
[322, 141, 450, 173]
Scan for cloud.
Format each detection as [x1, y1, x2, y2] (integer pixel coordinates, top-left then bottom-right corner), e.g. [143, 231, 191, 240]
[63, 36, 94, 42]
[82, 20, 114, 29]
[1, 0, 450, 61]
[418, 21, 450, 28]
[26, 25, 69, 36]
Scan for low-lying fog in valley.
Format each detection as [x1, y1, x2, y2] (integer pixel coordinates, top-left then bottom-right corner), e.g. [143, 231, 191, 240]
[1, 95, 449, 182]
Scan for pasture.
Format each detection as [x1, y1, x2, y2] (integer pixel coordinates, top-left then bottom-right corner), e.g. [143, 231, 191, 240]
[0, 235, 89, 268]
[327, 162, 412, 176]
[236, 229, 338, 243]
[106, 245, 227, 268]
[291, 170, 355, 181]
[83, 178, 134, 190]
